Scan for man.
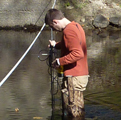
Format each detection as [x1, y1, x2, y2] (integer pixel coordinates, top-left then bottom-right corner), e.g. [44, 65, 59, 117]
[45, 9, 89, 118]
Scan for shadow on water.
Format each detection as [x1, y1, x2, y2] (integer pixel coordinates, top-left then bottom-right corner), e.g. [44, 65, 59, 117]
[0, 29, 121, 120]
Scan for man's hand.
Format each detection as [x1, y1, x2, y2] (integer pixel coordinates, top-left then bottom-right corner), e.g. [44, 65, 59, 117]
[52, 59, 60, 68]
[48, 40, 56, 48]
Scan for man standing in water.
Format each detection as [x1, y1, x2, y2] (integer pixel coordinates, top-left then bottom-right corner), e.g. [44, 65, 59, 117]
[45, 9, 89, 118]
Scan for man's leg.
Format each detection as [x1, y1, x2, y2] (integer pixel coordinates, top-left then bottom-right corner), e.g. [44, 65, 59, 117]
[67, 76, 89, 117]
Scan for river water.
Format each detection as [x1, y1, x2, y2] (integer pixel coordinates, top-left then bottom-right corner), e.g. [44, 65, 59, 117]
[0, 28, 121, 120]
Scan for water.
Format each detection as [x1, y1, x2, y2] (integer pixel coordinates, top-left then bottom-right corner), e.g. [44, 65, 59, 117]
[0, 30, 52, 120]
[0, 29, 121, 120]
[85, 29, 121, 120]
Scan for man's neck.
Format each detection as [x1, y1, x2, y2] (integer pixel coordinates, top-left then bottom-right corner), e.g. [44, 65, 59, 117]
[62, 18, 71, 29]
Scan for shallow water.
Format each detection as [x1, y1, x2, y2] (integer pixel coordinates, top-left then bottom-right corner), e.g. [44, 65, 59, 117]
[85, 29, 121, 120]
[0, 30, 52, 120]
[0, 29, 121, 120]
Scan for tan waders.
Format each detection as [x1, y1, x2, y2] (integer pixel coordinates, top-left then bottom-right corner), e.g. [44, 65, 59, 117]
[62, 76, 87, 118]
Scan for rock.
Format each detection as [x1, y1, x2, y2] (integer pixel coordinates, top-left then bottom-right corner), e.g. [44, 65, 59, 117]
[109, 17, 121, 27]
[93, 15, 109, 28]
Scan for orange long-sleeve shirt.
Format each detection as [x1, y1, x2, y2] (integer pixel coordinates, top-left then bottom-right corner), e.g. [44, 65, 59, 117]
[55, 21, 88, 76]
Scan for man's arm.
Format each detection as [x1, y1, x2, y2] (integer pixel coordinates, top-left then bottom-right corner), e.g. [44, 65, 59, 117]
[59, 29, 84, 65]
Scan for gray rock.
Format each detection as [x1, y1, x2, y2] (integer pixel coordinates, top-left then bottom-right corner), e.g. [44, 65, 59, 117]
[93, 15, 109, 28]
[109, 17, 121, 27]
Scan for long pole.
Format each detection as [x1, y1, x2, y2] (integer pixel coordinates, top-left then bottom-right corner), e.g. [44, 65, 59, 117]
[50, 29, 55, 111]
[50, 0, 57, 112]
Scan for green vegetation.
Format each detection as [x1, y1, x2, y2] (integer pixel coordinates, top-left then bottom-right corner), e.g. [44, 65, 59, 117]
[64, 0, 89, 9]
[65, 2, 70, 7]
[77, 2, 87, 9]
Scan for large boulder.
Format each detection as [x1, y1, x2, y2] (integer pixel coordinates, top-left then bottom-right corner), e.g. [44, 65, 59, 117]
[109, 17, 121, 27]
[93, 15, 109, 28]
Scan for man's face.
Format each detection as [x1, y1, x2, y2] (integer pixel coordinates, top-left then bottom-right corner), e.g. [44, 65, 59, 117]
[49, 20, 62, 32]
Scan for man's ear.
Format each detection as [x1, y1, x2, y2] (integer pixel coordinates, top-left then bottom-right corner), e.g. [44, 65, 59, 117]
[53, 19, 58, 24]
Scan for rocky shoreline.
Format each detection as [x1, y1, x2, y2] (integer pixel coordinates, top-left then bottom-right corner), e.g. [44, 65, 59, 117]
[93, 15, 121, 29]
[0, 0, 121, 31]
[57, 0, 121, 30]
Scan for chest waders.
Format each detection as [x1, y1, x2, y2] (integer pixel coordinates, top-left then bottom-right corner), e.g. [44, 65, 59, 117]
[61, 76, 85, 118]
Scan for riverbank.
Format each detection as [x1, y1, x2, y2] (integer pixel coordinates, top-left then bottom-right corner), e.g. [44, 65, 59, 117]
[0, 0, 121, 30]
[56, 0, 121, 30]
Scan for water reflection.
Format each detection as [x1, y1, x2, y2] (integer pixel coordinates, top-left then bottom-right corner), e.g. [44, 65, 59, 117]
[0, 30, 52, 120]
[85, 29, 121, 120]
[0, 29, 121, 120]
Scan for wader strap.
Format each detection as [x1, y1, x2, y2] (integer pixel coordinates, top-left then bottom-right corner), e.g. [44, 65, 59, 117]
[67, 77, 75, 104]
